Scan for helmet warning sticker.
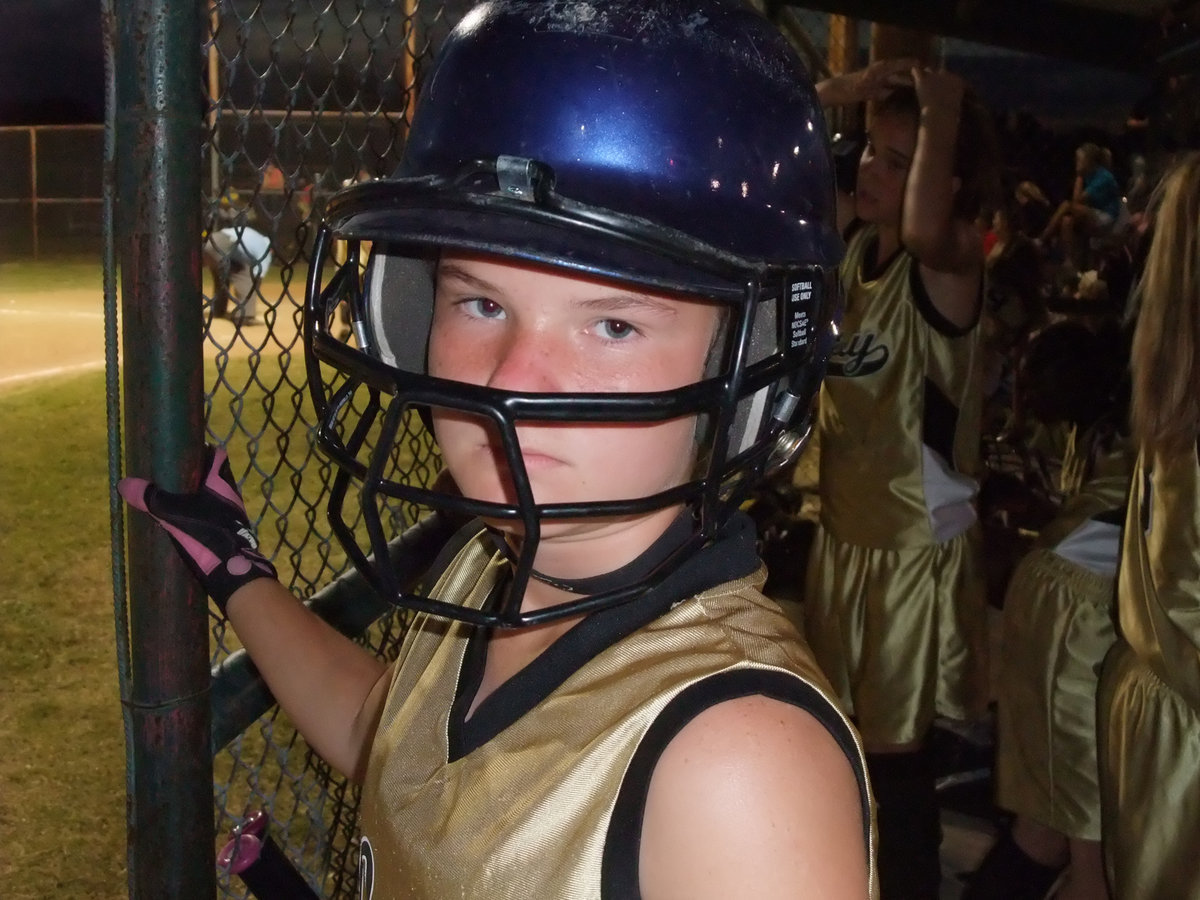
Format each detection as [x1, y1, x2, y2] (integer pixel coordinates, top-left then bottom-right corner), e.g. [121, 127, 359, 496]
[785, 274, 818, 357]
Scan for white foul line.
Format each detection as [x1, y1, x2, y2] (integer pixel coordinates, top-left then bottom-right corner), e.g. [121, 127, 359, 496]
[0, 359, 106, 389]
[0, 308, 106, 320]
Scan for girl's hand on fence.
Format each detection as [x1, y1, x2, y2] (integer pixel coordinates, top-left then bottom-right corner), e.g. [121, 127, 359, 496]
[118, 445, 277, 612]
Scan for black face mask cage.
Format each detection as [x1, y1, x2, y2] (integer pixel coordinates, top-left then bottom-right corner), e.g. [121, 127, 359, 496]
[304, 192, 836, 628]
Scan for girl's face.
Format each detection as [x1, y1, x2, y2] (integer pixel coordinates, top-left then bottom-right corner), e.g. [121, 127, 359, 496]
[854, 110, 918, 227]
[426, 252, 720, 537]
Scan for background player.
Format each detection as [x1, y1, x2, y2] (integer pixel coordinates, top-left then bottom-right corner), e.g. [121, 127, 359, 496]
[203, 205, 273, 327]
[965, 321, 1131, 900]
[811, 62, 1000, 897]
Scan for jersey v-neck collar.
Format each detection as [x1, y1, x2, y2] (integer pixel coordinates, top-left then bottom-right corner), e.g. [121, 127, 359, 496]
[446, 512, 761, 760]
[860, 231, 905, 282]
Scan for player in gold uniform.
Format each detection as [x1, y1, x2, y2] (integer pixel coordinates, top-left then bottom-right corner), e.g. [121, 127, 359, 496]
[964, 321, 1132, 900]
[1098, 152, 1200, 899]
[119, 2, 877, 897]
[813, 63, 999, 897]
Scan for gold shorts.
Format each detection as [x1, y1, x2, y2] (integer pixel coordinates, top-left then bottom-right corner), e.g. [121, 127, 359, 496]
[1099, 640, 1200, 898]
[995, 550, 1115, 840]
[802, 524, 988, 746]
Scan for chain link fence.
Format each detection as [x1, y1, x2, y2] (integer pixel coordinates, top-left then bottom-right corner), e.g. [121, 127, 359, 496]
[120, 2, 854, 896]
[199, 1, 463, 895]
[0, 125, 104, 259]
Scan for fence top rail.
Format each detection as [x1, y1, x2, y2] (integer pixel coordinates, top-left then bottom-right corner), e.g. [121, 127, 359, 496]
[0, 197, 104, 205]
[0, 123, 102, 133]
[212, 108, 404, 121]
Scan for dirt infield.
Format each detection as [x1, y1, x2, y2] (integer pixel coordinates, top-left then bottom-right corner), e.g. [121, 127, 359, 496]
[0, 288, 109, 389]
[0, 281, 299, 392]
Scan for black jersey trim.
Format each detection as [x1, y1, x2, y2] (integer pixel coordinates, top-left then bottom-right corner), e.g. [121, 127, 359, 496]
[600, 669, 871, 899]
[923, 377, 960, 466]
[860, 232, 905, 282]
[910, 262, 982, 337]
[418, 516, 490, 594]
[448, 512, 763, 759]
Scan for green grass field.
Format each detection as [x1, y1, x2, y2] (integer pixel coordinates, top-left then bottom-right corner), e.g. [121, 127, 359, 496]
[0, 357, 347, 898]
[0, 256, 106, 294]
[0, 369, 127, 898]
[0, 257, 438, 897]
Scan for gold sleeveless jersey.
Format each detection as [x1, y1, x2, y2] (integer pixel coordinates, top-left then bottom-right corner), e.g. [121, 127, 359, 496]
[1118, 445, 1200, 710]
[357, 523, 874, 899]
[1036, 426, 1132, 569]
[818, 225, 983, 549]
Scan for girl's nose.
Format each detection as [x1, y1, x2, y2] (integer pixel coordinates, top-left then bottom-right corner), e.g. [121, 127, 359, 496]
[485, 325, 561, 393]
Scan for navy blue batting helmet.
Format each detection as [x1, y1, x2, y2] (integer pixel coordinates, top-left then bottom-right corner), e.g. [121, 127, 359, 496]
[305, 0, 842, 626]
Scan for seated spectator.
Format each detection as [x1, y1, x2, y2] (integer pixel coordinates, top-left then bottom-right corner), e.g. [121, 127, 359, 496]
[1039, 143, 1125, 270]
[988, 203, 1044, 327]
[1124, 153, 1153, 216]
[981, 201, 1045, 435]
[1013, 180, 1052, 240]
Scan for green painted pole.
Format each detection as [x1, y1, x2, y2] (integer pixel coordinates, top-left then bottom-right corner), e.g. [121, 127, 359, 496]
[112, 0, 214, 895]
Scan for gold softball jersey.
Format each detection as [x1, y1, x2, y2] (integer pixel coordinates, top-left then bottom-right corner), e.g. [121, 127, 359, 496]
[995, 429, 1131, 841]
[817, 225, 983, 549]
[804, 225, 987, 743]
[357, 514, 875, 899]
[1099, 445, 1200, 898]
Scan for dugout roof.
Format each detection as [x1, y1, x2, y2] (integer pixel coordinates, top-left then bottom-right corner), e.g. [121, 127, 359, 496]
[777, 0, 1197, 73]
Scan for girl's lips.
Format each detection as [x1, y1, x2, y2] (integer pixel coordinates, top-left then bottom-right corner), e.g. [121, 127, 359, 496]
[484, 444, 563, 469]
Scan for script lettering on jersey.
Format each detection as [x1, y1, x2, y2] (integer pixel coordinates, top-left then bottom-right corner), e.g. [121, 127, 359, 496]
[826, 331, 889, 377]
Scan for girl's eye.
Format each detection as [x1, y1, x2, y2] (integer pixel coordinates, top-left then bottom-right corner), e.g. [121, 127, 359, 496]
[463, 297, 504, 319]
[596, 319, 638, 341]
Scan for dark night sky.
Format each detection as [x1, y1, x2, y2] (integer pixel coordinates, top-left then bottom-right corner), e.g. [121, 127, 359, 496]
[0, 1, 1147, 132]
[2, 0, 105, 124]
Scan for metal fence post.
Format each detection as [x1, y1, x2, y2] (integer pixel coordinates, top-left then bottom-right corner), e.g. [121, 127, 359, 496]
[111, 0, 214, 895]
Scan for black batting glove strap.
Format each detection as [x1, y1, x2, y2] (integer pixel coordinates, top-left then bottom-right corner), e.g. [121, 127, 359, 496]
[119, 446, 278, 613]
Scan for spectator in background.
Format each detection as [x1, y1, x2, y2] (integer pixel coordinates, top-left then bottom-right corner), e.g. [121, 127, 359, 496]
[986, 200, 1043, 331]
[1038, 143, 1123, 271]
[1124, 153, 1153, 217]
[980, 199, 1045, 436]
[1098, 151, 1200, 900]
[1126, 73, 1200, 173]
[1012, 180, 1052, 242]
